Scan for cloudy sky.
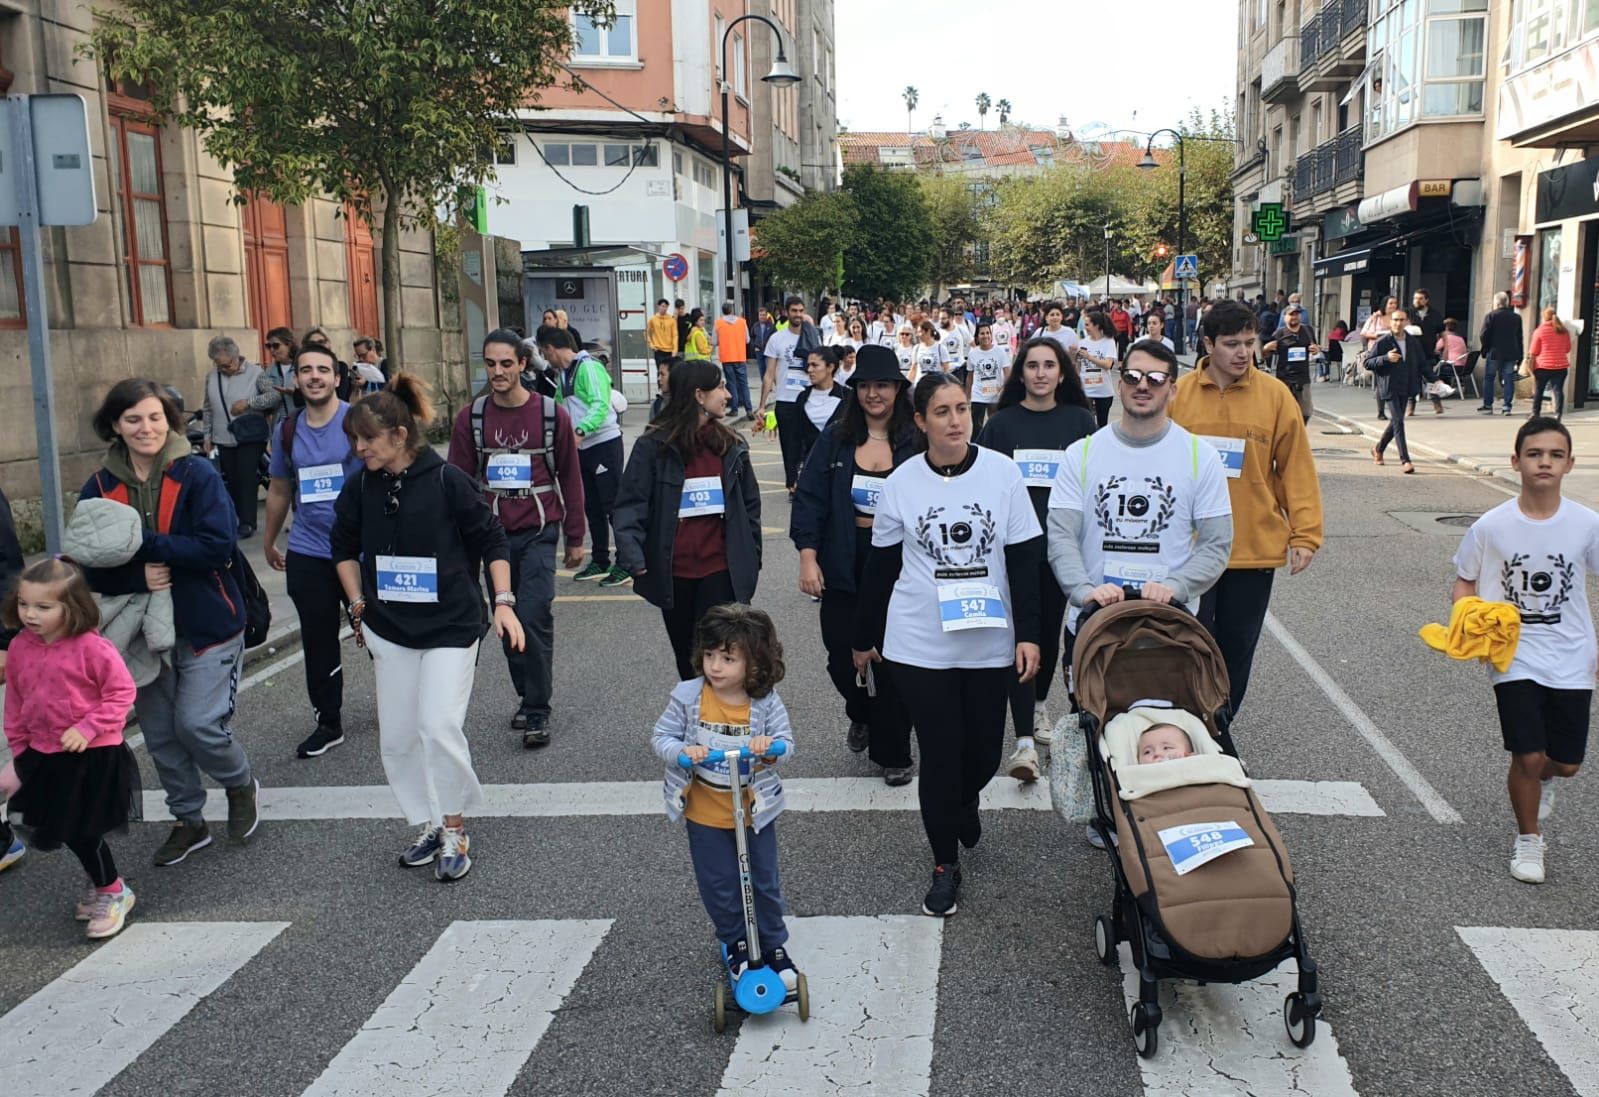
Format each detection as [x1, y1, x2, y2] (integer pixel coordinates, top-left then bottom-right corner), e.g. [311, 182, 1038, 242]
[835, 2, 1238, 138]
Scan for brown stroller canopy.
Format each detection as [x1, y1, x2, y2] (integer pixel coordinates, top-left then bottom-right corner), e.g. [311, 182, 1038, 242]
[1072, 601, 1233, 736]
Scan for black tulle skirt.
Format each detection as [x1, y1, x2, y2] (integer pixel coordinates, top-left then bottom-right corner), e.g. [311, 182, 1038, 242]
[8, 745, 142, 849]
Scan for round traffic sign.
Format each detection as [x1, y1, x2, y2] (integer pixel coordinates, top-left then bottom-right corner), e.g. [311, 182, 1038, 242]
[663, 253, 689, 283]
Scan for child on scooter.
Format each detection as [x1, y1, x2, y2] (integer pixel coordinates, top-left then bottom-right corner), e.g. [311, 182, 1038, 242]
[652, 604, 800, 987]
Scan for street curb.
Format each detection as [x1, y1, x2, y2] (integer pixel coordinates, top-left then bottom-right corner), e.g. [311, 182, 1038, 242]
[1311, 407, 1521, 493]
[245, 621, 305, 668]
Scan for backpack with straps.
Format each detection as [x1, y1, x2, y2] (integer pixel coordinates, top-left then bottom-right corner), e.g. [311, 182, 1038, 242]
[470, 393, 562, 524]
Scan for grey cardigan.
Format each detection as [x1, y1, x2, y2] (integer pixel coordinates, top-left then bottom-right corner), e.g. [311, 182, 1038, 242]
[650, 676, 795, 832]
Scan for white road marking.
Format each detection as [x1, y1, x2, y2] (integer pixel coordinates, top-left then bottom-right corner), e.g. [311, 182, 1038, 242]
[303, 919, 611, 1097]
[152, 777, 1380, 822]
[1457, 926, 1599, 1096]
[1264, 611, 1462, 824]
[1117, 945, 1360, 1096]
[717, 916, 942, 1097]
[0, 921, 288, 1097]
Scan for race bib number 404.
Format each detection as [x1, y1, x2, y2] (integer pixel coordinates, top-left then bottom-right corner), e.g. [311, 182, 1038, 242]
[485, 452, 534, 491]
[1158, 821, 1254, 876]
[937, 582, 1007, 632]
[375, 555, 439, 604]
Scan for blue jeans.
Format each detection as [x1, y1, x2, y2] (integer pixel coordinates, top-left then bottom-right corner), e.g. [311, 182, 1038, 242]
[686, 819, 788, 952]
[722, 361, 752, 414]
[1480, 356, 1518, 410]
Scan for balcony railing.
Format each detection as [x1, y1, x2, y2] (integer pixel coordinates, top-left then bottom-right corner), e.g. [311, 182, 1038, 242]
[1299, 13, 1323, 74]
[1339, 0, 1366, 39]
[1333, 125, 1362, 186]
[1291, 126, 1363, 207]
[1302, 0, 1368, 70]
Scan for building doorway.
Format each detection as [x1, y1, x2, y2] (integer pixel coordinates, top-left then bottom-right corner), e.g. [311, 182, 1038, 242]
[242, 195, 291, 360]
[344, 208, 380, 339]
[1579, 222, 1598, 408]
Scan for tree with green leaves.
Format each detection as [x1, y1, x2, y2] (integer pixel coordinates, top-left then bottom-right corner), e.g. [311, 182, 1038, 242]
[755, 190, 859, 299]
[903, 86, 919, 134]
[87, 0, 612, 365]
[975, 93, 991, 130]
[920, 175, 981, 297]
[839, 165, 933, 303]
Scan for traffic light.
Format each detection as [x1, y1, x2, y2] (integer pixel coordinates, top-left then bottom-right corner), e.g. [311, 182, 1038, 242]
[1155, 242, 1168, 259]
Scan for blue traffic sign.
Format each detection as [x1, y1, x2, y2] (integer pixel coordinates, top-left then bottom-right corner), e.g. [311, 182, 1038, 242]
[1174, 254, 1199, 280]
[663, 252, 689, 283]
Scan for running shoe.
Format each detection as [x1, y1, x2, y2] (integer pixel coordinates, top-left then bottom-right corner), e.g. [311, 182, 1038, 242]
[572, 561, 608, 582]
[1086, 823, 1120, 850]
[846, 721, 869, 753]
[435, 827, 472, 881]
[399, 824, 443, 867]
[75, 880, 98, 920]
[598, 566, 632, 588]
[882, 766, 915, 787]
[1539, 778, 1555, 822]
[0, 835, 24, 874]
[1510, 833, 1546, 884]
[522, 714, 551, 749]
[85, 885, 136, 941]
[922, 863, 961, 917]
[153, 821, 213, 866]
[1033, 701, 1053, 744]
[723, 938, 752, 980]
[296, 724, 345, 759]
[1007, 745, 1041, 782]
[226, 778, 260, 842]
[766, 946, 799, 992]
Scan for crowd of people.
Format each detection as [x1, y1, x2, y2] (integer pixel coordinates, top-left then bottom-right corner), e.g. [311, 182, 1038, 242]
[0, 281, 1590, 987]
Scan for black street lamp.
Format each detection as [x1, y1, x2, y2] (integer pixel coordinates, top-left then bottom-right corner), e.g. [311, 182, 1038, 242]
[1137, 129, 1187, 355]
[721, 16, 799, 316]
[1103, 223, 1112, 303]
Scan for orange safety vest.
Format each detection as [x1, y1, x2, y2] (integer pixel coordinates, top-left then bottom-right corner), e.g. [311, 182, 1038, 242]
[95, 470, 182, 534]
[715, 316, 749, 363]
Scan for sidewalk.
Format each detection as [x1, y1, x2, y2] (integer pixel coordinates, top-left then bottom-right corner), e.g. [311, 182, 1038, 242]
[1307, 380, 1599, 508]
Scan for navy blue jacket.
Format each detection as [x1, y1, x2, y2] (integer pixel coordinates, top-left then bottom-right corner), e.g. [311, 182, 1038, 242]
[790, 424, 917, 594]
[80, 455, 246, 651]
[1367, 332, 1436, 402]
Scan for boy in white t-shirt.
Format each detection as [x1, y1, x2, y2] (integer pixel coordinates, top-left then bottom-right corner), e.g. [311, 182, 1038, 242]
[1451, 417, 1599, 885]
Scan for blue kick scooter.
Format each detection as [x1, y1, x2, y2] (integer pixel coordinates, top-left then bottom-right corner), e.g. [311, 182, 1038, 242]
[676, 741, 810, 1033]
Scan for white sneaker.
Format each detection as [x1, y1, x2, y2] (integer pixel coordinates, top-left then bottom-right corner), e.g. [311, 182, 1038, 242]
[1033, 701, 1053, 744]
[1538, 778, 1555, 822]
[1007, 745, 1041, 782]
[1086, 824, 1119, 850]
[1510, 833, 1546, 884]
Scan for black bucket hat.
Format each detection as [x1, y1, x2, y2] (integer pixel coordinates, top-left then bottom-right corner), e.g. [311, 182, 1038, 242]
[847, 344, 909, 387]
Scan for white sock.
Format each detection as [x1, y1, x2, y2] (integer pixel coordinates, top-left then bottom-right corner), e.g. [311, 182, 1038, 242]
[1016, 737, 1035, 752]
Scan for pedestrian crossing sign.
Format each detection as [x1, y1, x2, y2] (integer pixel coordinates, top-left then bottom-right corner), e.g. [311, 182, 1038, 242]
[1175, 254, 1198, 280]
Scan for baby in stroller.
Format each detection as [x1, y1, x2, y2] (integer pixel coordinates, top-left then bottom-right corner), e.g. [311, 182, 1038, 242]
[1071, 599, 1323, 1059]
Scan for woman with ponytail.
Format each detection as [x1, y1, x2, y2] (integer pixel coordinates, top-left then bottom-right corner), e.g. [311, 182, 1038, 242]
[1529, 307, 1574, 420]
[331, 375, 522, 882]
[614, 360, 763, 680]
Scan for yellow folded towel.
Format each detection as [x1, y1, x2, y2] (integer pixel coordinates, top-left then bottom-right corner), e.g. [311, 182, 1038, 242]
[1419, 597, 1521, 673]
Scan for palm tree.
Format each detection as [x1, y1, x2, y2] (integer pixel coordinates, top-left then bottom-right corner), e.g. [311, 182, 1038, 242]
[976, 92, 991, 130]
[996, 98, 1012, 126]
[903, 86, 919, 134]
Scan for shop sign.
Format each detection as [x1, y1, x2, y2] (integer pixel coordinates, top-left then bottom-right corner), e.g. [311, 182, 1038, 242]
[1322, 206, 1362, 242]
[1417, 180, 1452, 198]
[1535, 156, 1599, 224]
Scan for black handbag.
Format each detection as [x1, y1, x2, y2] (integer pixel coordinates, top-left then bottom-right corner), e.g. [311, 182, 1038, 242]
[214, 372, 271, 445]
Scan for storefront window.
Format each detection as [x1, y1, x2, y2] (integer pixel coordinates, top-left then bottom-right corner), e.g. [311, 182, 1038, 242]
[1537, 227, 1561, 319]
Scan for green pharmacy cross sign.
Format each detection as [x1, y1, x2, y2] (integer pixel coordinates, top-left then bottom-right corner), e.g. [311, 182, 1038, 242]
[1252, 203, 1289, 242]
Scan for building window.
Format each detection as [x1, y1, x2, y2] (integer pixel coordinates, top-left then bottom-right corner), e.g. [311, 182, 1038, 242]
[493, 136, 517, 166]
[0, 48, 21, 328]
[573, 0, 636, 61]
[545, 143, 570, 165]
[1365, 0, 1486, 141]
[545, 141, 656, 169]
[1506, 0, 1599, 70]
[714, 14, 725, 79]
[733, 33, 747, 98]
[604, 143, 631, 167]
[570, 144, 598, 166]
[107, 111, 174, 327]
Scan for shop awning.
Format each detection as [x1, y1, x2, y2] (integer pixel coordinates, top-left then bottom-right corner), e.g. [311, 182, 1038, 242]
[1313, 239, 1403, 280]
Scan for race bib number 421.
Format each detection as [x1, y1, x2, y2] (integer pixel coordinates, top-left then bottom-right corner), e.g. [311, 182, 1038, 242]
[375, 555, 439, 604]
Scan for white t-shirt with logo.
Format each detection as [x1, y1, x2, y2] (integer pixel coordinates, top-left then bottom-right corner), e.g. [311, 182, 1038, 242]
[764, 328, 808, 403]
[991, 320, 1018, 351]
[968, 346, 1010, 404]
[940, 326, 970, 369]
[1048, 423, 1232, 629]
[914, 341, 950, 377]
[894, 345, 918, 378]
[1077, 336, 1118, 398]
[1042, 326, 1080, 360]
[1453, 498, 1599, 689]
[873, 447, 1042, 669]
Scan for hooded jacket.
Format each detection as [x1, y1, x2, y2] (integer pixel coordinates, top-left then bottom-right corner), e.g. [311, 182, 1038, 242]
[650, 677, 794, 832]
[63, 498, 176, 686]
[790, 422, 917, 593]
[79, 433, 246, 652]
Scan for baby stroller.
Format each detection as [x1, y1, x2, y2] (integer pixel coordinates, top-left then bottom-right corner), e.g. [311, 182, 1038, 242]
[1071, 598, 1322, 1058]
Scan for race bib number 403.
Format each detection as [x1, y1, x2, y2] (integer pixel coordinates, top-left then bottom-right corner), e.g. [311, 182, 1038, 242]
[937, 582, 1007, 632]
[375, 555, 439, 604]
[679, 475, 726, 518]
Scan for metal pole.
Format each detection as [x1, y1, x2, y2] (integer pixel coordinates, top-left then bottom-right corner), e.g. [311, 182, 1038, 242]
[1176, 136, 1187, 356]
[1104, 227, 1111, 302]
[9, 96, 64, 554]
[721, 49, 738, 316]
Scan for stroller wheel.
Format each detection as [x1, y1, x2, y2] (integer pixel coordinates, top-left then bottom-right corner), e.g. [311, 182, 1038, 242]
[796, 973, 810, 1022]
[1094, 915, 1117, 966]
[713, 980, 727, 1034]
[1283, 993, 1316, 1048]
[1131, 1002, 1161, 1059]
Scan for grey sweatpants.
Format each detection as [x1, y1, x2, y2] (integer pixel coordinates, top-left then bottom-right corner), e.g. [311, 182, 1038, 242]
[135, 633, 252, 823]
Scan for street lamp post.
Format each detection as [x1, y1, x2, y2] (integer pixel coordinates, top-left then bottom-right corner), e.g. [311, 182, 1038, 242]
[1103, 223, 1112, 303]
[721, 16, 799, 318]
[1138, 129, 1187, 355]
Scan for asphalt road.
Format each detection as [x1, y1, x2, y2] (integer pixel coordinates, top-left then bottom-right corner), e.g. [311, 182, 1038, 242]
[2, 412, 1596, 1097]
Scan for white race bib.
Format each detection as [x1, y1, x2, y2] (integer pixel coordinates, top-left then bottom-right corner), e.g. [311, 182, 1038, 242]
[938, 582, 1007, 632]
[1287, 346, 1308, 362]
[297, 463, 344, 504]
[1159, 821, 1254, 876]
[1201, 436, 1246, 479]
[679, 475, 726, 518]
[1102, 552, 1168, 590]
[851, 474, 887, 514]
[485, 452, 533, 492]
[782, 369, 808, 395]
[1013, 448, 1066, 488]
[375, 555, 438, 604]
[973, 373, 1003, 402]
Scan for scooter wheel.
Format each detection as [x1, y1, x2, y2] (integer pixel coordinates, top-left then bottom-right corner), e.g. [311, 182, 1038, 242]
[796, 973, 810, 1022]
[713, 981, 727, 1034]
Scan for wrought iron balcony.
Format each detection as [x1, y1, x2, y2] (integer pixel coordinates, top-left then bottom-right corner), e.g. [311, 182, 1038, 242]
[1290, 126, 1363, 211]
[1333, 125, 1362, 187]
[1299, 13, 1324, 74]
[1339, 0, 1366, 40]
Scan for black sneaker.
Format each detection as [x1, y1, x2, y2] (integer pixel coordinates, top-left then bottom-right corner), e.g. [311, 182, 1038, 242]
[153, 820, 213, 867]
[296, 724, 345, 758]
[846, 721, 869, 753]
[767, 946, 799, 991]
[959, 799, 981, 849]
[922, 863, 961, 917]
[522, 714, 551, 748]
[226, 779, 260, 843]
[511, 712, 529, 732]
[723, 938, 752, 980]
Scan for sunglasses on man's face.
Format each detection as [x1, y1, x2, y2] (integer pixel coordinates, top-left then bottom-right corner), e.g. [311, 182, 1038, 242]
[265, 341, 284, 349]
[1119, 367, 1171, 388]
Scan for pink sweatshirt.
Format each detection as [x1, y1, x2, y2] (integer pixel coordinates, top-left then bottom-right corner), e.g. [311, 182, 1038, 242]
[3, 629, 136, 756]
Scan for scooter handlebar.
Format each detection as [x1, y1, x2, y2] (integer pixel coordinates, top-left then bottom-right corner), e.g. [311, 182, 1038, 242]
[676, 740, 789, 769]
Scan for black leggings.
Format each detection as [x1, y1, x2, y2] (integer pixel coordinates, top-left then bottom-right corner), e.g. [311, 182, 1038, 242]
[286, 551, 347, 728]
[774, 401, 807, 490]
[661, 571, 737, 680]
[818, 586, 914, 768]
[1007, 559, 1069, 741]
[68, 835, 119, 888]
[216, 442, 264, 530]
[1533, 369, 1568, 418]
[1198, 567, 1276, 718]
[891, 663, 1011, 864]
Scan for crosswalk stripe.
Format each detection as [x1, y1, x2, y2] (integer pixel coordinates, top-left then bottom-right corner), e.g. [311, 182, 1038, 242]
[302, 919, 612, 1097]
[717, 916, 942, 1097]
[1116, 945, 1361, 1096]
[154, 778, 1381, 822]
[0, 921, 288, 1097]
[1456, 926, 1599, 1096]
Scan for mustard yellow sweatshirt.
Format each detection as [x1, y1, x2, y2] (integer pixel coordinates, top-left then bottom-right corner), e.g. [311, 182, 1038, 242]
[1171, 361, 1324, 568]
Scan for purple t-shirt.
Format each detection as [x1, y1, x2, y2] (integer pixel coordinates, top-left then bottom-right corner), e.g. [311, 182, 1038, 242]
[269, 403, 364, 559]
